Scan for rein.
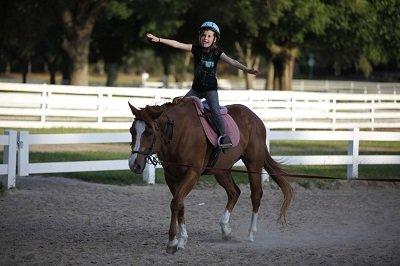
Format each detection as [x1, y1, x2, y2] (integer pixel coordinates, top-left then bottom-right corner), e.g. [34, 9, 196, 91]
[145, 154, 400, 183]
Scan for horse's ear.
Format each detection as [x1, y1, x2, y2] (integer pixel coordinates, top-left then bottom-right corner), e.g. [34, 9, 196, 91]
[128, 102, 139, 116]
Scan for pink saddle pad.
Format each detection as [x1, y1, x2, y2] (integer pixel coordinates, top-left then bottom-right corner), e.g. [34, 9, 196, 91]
[188, 96, 240, 148]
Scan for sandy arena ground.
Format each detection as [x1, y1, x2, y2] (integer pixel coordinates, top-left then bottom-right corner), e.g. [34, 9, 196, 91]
[1, 176, 399, 265]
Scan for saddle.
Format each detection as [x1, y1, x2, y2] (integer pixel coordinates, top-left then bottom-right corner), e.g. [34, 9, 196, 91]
[187, 96, 240, 148]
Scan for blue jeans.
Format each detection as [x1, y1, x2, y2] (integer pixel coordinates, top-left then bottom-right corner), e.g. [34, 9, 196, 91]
[185, 89, 226, 136]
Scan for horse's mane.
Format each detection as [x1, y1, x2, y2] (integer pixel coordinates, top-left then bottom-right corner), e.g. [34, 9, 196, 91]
[136, 97, 185, 123]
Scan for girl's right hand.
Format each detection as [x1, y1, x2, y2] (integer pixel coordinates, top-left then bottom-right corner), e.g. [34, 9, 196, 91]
[247, 68, 259, 75]
[146, 33, 160, 43]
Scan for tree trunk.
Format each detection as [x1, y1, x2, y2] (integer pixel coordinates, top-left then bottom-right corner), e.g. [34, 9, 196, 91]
[265, 60, 274, 90]
[42, 54, 59, 85]
[48, 61, 57, 84]
[161, 53, 171, 88]
[65, 38, 90, 85]
[105, 62, 119, 87]
[60, 1, 109, 86]
[5, 62, 11, 74]
[235, 42, 259, 90]
[61, 52, 71, 85]
[281, 47, 298, 90]
[267, 44, 298, 91]
[21, 59, 29, 83]
[282, 59, 291, 90]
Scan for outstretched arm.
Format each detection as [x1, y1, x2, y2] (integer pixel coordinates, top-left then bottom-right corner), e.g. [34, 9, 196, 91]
[146, 33, 192, 52]
[220, 53, 259, 75]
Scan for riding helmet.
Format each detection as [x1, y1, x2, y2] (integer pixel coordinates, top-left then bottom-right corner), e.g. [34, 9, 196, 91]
[199, 21, 220, 41]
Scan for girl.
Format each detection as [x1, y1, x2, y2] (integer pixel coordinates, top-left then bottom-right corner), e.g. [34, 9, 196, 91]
[147, 21, 258, 151]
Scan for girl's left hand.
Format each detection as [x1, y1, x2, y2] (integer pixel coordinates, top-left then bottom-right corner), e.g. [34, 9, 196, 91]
[247, 69, 259, 75]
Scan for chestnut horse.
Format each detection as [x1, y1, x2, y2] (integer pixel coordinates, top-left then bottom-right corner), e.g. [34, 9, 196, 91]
[128, 98, 293, 254]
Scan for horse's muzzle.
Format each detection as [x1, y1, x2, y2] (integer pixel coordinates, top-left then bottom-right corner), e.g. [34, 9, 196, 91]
[128, 155, 145, 174]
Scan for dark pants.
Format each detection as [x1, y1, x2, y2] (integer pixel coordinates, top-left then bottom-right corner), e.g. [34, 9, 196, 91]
[185, 89, 226, 136]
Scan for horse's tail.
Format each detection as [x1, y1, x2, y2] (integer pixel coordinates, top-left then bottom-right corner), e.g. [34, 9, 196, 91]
[263, 146, 294, 224]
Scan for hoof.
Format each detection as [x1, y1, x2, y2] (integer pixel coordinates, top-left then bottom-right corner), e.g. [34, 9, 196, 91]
[222, 234, 231, 241]
[246, 236, 255, 242]
[177, 237, 187, 250]
[220, 222, 232, 241]
[166, 245, 178, 254]
[246, 231, 255, 242]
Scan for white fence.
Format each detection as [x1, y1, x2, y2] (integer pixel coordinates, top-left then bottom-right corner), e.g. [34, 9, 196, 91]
[1, 82, 400, 130]
[146, 79, 400, 94]
[0, 130, 17, 189]
[1, 129, 398, 189]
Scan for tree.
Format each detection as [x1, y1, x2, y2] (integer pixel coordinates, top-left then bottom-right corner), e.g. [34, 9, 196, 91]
[92, 0, 136, 86]
[218, 0, 263, 89]
[370, 0, 400, 67]
[315, 0, 383, 79]
[0, 1, 51, 83]
[138, 0, 190, 88]
[258, 0, 330, 90]
[54, 0, 110, 85]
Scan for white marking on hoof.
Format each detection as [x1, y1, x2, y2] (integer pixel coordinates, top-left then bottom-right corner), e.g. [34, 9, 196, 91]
[220, 222, 232, 240]
[219, 209, 232, 240]
[177, 237, 187, 250]
[246, 212, 258, 242]
[177, 224, 188, 250]
[246, 231, 255, 242]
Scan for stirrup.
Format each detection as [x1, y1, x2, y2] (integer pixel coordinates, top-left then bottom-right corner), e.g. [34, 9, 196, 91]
[218, 135, 232, 149]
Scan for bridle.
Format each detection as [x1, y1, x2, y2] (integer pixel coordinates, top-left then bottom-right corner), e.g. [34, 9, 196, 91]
[130, 122, 159, 166]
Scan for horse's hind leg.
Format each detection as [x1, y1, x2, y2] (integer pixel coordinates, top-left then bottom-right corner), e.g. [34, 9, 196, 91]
[214, 172, 241, 240]
[242, 160, 264, 242]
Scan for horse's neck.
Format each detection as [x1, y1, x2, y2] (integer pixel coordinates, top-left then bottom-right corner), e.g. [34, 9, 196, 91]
[157, 101, 195, 142]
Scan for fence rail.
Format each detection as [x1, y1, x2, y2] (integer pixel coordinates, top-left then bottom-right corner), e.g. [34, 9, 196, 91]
[145, 79, 400, 94]
[0, 129, 397, 189]
[1, 83, 399, 130]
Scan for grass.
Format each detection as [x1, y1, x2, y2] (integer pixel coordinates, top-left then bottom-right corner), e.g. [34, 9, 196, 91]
[1, 127, 399, 187]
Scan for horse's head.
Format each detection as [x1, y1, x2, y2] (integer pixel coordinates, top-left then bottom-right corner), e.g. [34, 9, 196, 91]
[128, 102, 167, 174]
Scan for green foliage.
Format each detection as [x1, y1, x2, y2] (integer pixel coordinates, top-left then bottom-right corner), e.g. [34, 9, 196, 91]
[123, 49, 163, 75]
[1, 0, 399, 84]
[315, 0, 385, 77]
[104, 0, 133, 19]
[371, 0, 400, 64]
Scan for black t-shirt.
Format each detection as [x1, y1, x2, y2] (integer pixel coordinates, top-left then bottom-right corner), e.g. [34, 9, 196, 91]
[191, 44, 223, 91]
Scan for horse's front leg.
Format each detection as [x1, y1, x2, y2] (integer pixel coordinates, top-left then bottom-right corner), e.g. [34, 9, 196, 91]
[166, 170, 198, 254]
[177, 208, 188, 249]
[166, 199, 179, 254]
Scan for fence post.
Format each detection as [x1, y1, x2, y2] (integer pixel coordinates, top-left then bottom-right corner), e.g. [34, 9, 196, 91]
[17, 131, 30, 177]
[370, 100, 375, 131]
[143, 163, 155, 184]
[40, 89, 47, 126]
[346, 128, 359, 179]
[97, 93, 104, 125]
[2, 130, 17, 189]
[291, 98, 296, 131]
[332, 99, 336, 130]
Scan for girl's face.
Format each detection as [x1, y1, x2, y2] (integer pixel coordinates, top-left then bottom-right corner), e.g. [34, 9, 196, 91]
[200, 30, 216, 49]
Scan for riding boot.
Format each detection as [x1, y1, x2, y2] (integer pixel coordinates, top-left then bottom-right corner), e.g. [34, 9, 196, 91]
[218, 134, 233, 153]
[210, 113, 232, 152]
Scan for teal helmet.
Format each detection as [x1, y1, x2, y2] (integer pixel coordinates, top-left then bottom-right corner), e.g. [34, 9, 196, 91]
[199, 21, 220, 41]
